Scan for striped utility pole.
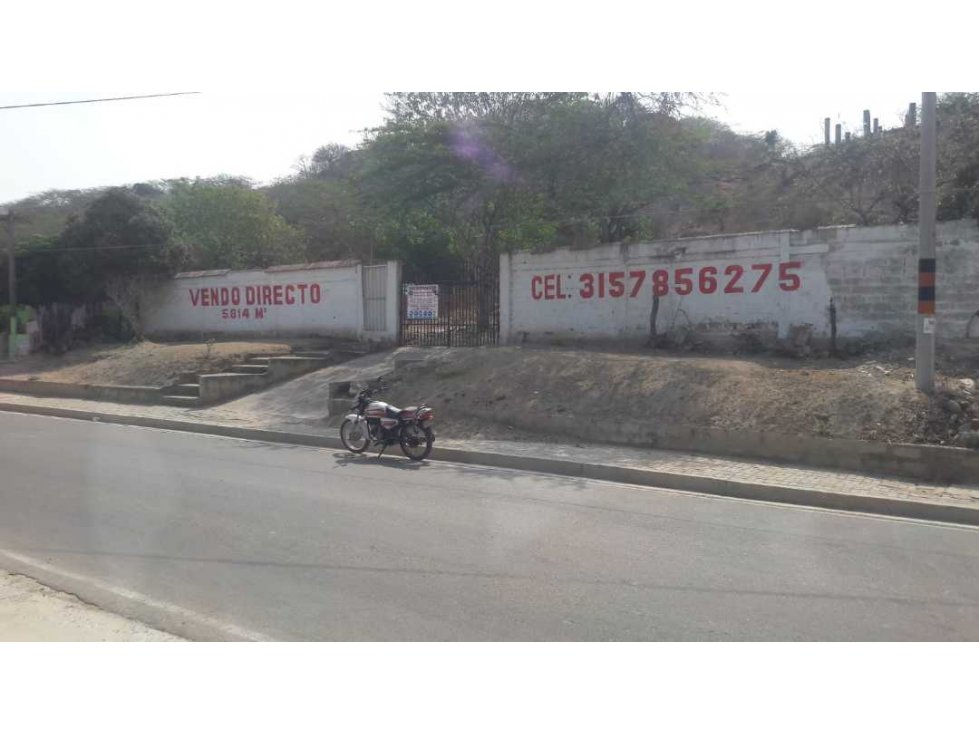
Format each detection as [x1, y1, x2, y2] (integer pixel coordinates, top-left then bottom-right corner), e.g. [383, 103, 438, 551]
[916, 92, 938, 393]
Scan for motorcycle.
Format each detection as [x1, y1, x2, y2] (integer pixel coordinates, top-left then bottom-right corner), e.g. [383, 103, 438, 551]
[339, 379, 435, 461]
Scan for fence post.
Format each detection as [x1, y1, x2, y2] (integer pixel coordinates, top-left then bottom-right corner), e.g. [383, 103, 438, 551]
[498, 252, 511, 345]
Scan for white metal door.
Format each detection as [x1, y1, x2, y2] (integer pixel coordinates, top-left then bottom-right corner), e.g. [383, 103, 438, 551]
[362, 264, 387, 332]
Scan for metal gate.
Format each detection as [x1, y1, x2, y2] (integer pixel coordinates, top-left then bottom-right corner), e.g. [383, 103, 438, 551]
[362, 264, 388, 333]
[400, 280, 499, 347]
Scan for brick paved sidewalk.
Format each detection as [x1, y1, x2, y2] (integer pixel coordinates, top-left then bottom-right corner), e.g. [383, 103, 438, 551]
[1, 390, 977, 513]
[451, 437, 979, 511]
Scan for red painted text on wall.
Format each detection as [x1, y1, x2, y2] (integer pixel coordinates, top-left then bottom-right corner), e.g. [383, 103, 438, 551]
[188, 283, 322, 308]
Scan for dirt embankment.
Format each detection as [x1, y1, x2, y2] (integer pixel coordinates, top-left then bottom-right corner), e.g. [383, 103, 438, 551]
[4, 338, 978, 449]
[377, 345, 979, 448]
[0, 340, 303, 386]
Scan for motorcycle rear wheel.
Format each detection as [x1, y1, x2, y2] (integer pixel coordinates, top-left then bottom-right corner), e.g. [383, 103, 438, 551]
[399, 424, 434, 461]
[340, 418, 370, 453]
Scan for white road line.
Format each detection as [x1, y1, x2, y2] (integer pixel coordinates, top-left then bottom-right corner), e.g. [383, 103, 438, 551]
[0, 549, 272, 642]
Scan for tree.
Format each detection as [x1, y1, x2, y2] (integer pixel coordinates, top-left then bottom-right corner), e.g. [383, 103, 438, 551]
[937, 93, 979, 222]
[362, 93, 709, 281]
[311, 143, 356, 180]
[292, 143, 356, 181]
[360, 114, 556, 284]
[56, 188, 177, 337]
[516, 94, 703, 244]
[0, 187, 107, 247]
[265, 177, 379, 262]
[167, 179, 304, 270]
[791, 128, 919, 226]
[383, 93, 585, 125]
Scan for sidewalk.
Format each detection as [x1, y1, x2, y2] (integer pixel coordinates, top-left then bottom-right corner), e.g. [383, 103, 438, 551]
[1, 388, 977, 520]
[0, 571, 180, 641]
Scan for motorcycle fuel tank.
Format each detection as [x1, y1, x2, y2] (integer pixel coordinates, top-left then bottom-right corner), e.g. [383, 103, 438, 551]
[365, 401, 391, 418]
[366, 401, 399, 428]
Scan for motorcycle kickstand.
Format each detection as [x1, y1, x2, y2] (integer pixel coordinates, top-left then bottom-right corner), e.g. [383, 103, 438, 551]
[376, 443, 388, 459]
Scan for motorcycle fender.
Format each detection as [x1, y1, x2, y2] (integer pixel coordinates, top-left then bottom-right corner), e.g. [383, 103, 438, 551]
[344, 414, 362, 423]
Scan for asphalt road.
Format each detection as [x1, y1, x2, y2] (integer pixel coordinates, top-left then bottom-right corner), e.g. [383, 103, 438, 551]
[2, 411, 978, 640]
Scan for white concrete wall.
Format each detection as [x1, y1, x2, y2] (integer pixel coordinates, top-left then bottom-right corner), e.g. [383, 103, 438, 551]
[142, 260, 400, 341]
[501, 220, 979, 344]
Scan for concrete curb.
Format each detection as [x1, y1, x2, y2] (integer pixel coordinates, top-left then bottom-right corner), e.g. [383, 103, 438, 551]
[0, 378, 165, 404]
[471, 410, 979, 486]
[2, 400, 978, 528]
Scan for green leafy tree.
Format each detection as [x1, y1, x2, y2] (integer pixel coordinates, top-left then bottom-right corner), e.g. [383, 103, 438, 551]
[362, 92, 709, 277]
[55, 188, 177, 337]
[167, 179, 304, 270]
[292, 143, 359, 181]
[361, 115, 556, 286]
[264, 149, 379, 262]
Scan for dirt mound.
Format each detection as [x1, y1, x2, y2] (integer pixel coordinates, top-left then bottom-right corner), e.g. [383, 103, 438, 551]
[378, 345, 979, 447]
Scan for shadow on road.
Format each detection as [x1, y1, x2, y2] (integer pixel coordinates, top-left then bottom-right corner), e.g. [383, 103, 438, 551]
[332, 451, 427, 471]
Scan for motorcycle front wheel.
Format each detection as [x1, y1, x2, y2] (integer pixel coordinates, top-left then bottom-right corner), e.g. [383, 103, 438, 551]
[340, 418, 370, 453]
[399, 424, 434, 461]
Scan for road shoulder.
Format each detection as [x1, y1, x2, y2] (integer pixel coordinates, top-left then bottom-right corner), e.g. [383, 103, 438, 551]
[0, 570, 181, 642]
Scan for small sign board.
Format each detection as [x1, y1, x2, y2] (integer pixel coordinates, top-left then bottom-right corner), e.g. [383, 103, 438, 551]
[406, 284, 439, 320]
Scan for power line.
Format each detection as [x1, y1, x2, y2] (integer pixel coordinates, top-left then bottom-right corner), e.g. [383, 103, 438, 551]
[0, 92, 200, 111]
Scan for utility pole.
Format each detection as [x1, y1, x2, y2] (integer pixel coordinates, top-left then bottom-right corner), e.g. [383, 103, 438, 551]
[0, 208, 15, 360]
[916, 92, 938, 393]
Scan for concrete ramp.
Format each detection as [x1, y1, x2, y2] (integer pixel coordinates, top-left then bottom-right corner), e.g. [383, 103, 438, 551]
[190, 347, 439, 429]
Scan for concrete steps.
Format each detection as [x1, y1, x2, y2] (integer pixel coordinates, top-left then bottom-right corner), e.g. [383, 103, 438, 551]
[229, 364, 270, 375]
[268, 355, 328, 365]
[160, 394, 202, 407]
[155, 343, 368, 408]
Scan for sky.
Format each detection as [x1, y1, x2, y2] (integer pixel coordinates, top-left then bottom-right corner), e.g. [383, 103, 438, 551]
[0, 91, 920, 204]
